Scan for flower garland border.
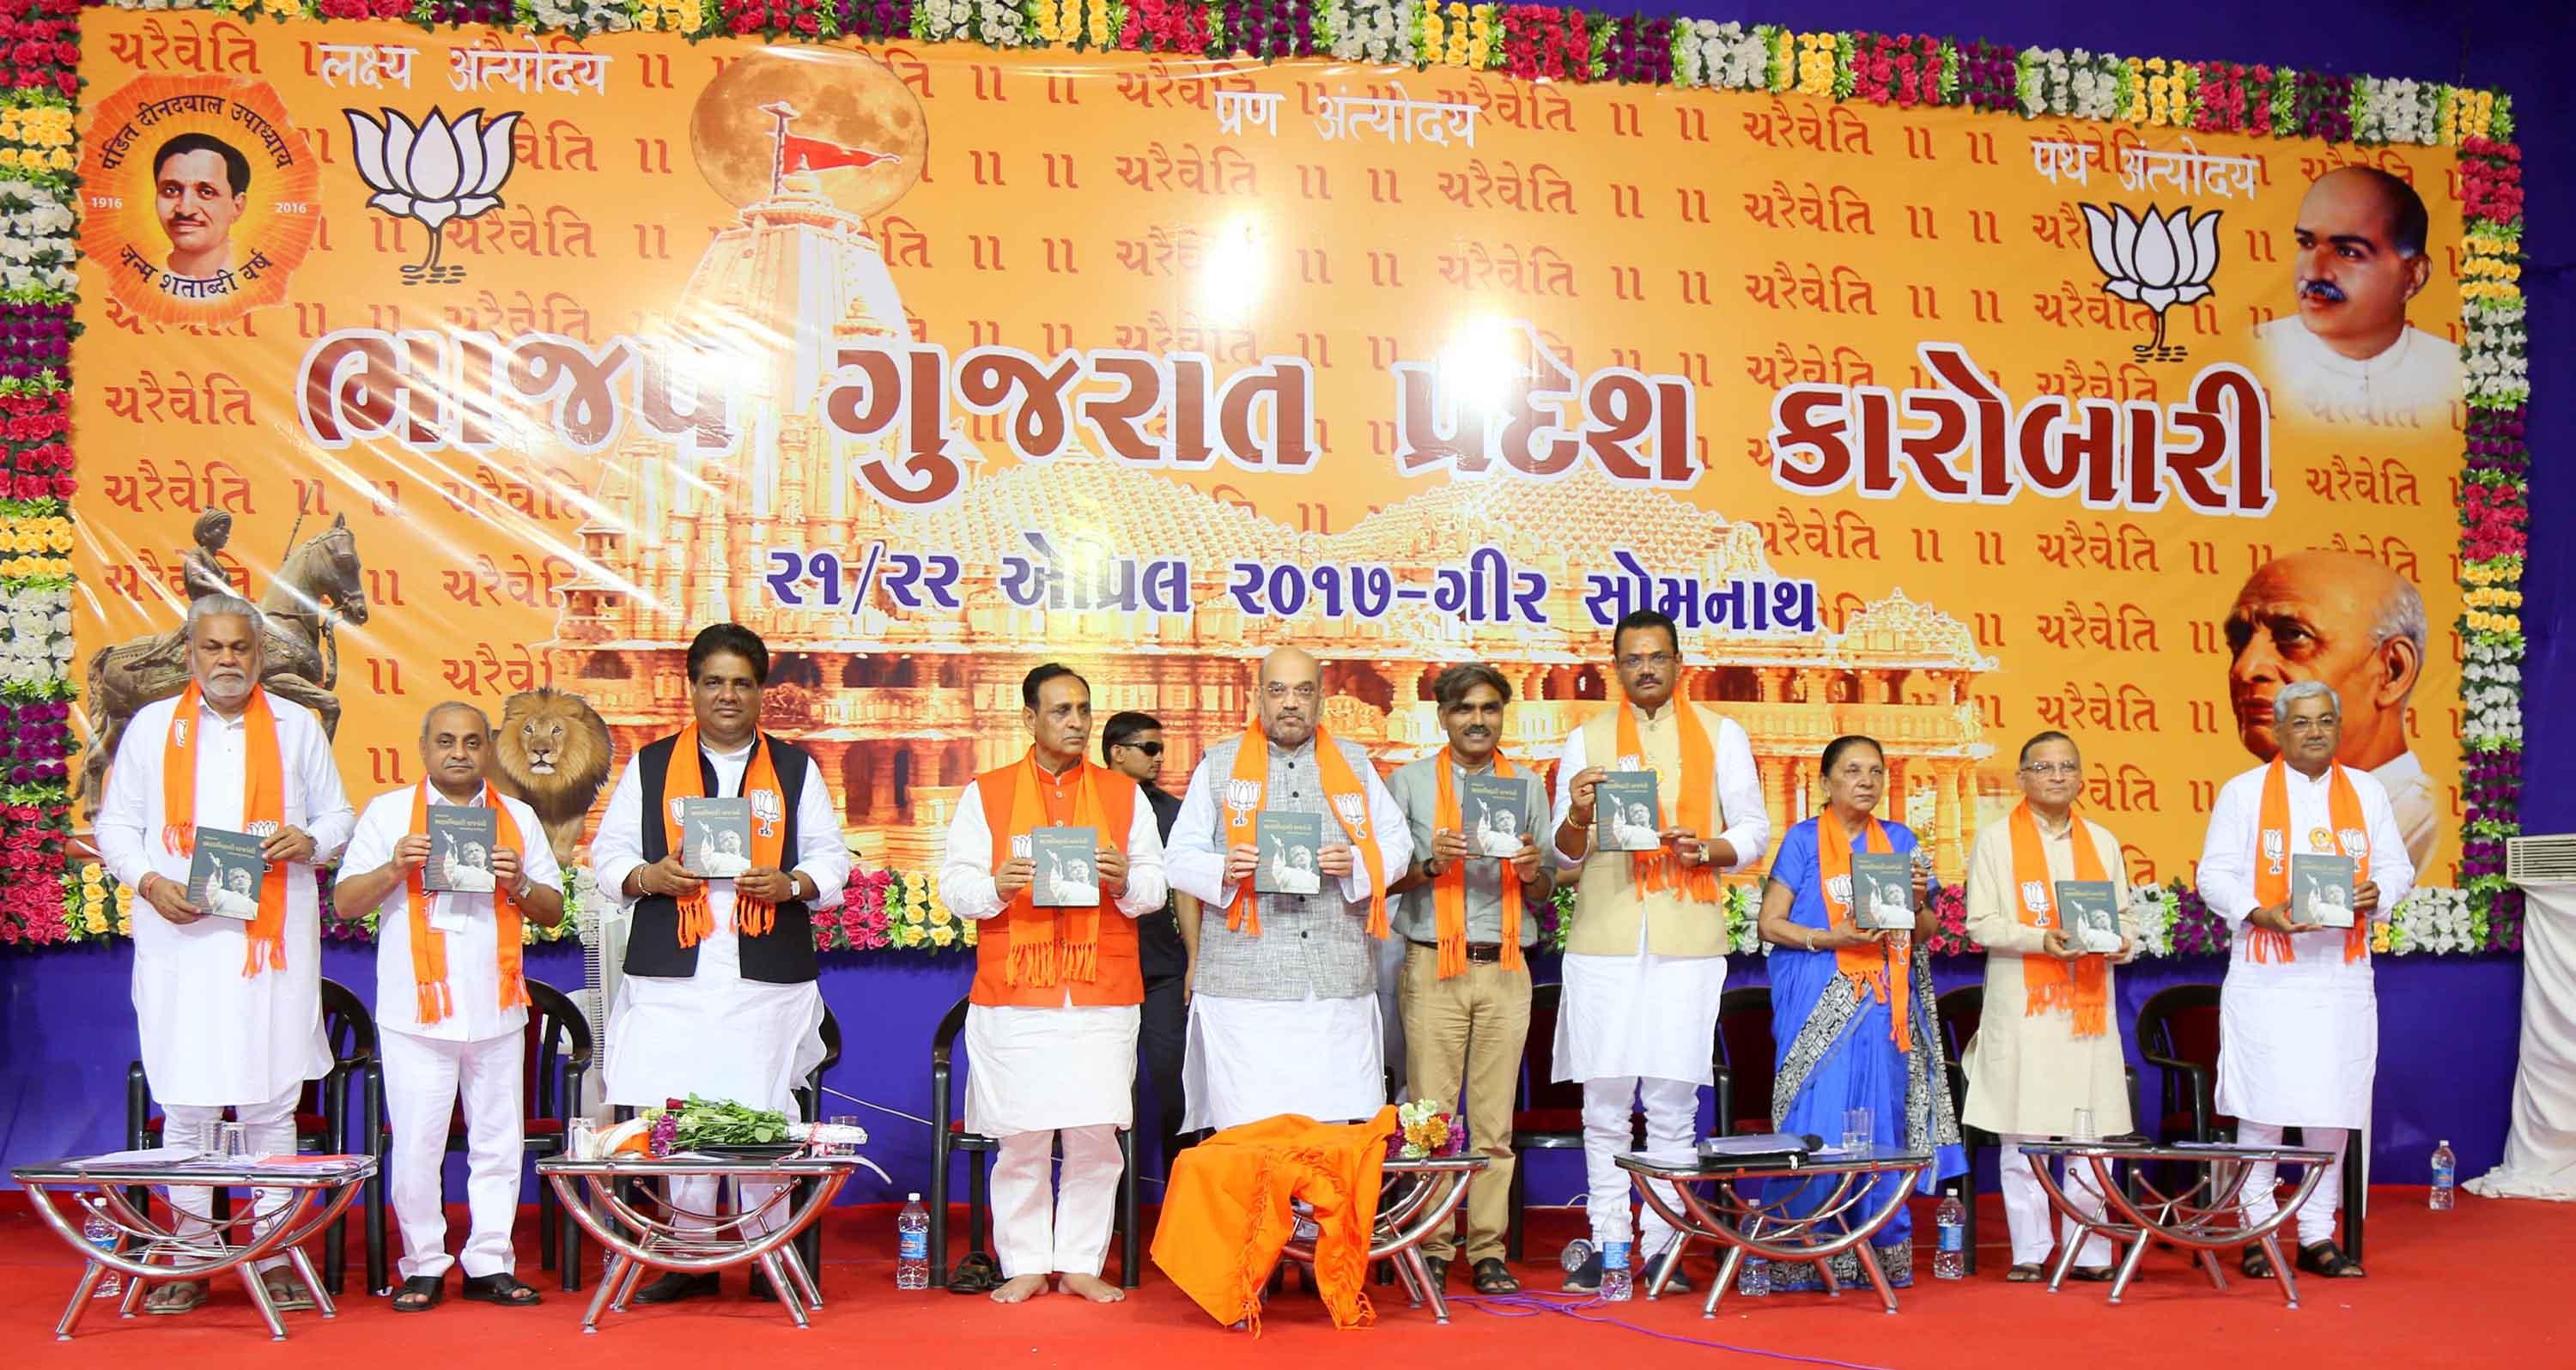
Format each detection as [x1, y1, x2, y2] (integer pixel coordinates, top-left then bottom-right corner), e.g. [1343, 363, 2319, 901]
[9, 1, 2525, 955]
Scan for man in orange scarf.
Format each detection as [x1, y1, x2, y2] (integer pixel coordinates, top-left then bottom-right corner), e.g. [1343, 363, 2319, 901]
[1167, 647, 1413, 1135]
[1383, 664, 1552, 1296]
[94, 596, 355, 1317]
[2196, 680, 2415, 1280]
[587, 624, 851, 1306]
[1962, 730, 2136, 1282]
[938, 664, 1166, 1304]
[1548, 609, 1768, 1294]
[338, 703, 564, 1312]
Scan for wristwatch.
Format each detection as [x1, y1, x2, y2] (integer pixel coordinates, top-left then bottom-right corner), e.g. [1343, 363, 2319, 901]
[1422, 857, 1445, 880]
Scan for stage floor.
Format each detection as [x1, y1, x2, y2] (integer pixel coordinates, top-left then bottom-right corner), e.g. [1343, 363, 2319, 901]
[2, 1191, 2557, 1367]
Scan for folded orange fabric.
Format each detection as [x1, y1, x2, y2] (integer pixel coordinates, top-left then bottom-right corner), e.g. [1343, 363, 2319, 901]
[1151, 1106, 1399, 1333]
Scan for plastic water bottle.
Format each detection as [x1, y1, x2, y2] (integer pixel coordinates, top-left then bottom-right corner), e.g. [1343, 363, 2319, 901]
[2430, 1140, 2457, 1211]
[1738, 1254, 1771, 1297]
[895, 1193, 930, 1289]
[81, 1207, 121, 1300]
[1600, 1240, 1633, 1302]
[1558, 1237, 1595, 1274]
[1933, 1188, 1966, 1280]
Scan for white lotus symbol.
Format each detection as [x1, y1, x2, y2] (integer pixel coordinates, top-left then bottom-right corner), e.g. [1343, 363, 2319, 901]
[2081, 203, 2221, 358]
[345, 106, 522, 283]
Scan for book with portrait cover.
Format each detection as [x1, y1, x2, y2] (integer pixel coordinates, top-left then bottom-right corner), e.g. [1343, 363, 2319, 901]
[426, 806, 499, 894]
[187, 827, 266, 921]
[1032, 826, 1101, 907]
[1256, 810, 1327, 896]
[1464, 773, 1531, 861]
[2293, 852, 2358, 929]
[1850, 852, 1915, 931]
[678, 797, 754, 878]
[2057, 880, 2122, 954]
[1593, 772, 1662, 852]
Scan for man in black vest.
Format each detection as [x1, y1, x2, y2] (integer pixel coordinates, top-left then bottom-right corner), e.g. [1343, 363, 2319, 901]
[586, 623, 851, 1304]
[1101, 711, 1196, 1180]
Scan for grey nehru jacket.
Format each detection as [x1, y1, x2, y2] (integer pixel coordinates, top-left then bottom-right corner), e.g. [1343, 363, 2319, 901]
[1385, 755, 1551, 947]
[1185, 733, 1394, 1001]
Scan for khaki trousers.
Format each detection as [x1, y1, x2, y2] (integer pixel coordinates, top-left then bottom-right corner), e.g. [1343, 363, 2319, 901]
[1398, 943, 1532, 1264]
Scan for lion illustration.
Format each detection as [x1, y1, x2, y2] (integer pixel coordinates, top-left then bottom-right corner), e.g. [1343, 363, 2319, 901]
[489, 687, 614, 865]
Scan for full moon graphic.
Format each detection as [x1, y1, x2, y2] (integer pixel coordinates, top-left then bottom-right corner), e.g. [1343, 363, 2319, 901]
[690, 47, 928, 218]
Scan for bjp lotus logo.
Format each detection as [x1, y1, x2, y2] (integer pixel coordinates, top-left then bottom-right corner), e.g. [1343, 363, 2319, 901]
[2081, 203, 2221, 361]
[344, 106, 523, 285]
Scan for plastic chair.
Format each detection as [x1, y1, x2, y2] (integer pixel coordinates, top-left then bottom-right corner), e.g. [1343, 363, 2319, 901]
[787, 1005, 843, 1279]
[1935, 985, 1988, 1274]
[1713, 985, 1777, 1137]
[1504, 983, 1589, 1262]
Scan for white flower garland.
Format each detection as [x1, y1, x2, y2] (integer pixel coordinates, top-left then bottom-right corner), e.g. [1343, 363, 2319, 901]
[1674, 20, 1769, 92]
[913, 0, 975, 41]
[0, 185, 76, 296]
[2016, 47, 2122, 121]
[1316, 0, 1419, 67]
[0, 581, 73, 688]
[531, 0, 635, 33]
[2465, 348, 2530, 405]
[2351, 76, 2439, 147]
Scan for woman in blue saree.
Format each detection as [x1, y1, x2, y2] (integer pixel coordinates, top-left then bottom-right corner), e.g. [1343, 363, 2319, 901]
[1757, 735, 1965, 1289]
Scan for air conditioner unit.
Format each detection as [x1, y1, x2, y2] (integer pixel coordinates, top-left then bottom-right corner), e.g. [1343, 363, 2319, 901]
[577, 897, 631, 1120]
[2507, 834, 2576, 887]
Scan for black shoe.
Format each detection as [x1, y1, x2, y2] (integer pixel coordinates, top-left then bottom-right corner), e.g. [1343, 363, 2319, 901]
[1561, 1252, 1602, 1293]
[1641, 1252, 1695, 1294]
[630, 1272, 720, 1305]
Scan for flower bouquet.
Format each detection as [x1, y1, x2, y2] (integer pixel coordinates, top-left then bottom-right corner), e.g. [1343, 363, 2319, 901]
[1392, 1098, 1464, 1159]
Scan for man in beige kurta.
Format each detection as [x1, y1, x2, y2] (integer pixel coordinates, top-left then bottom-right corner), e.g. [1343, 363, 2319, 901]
[1962, 731, 2136, 1280]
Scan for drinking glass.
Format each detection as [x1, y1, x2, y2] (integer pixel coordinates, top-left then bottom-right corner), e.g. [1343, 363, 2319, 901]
[568, 1117, 600, 1161]
[2071, 1108, 2097, 1143]
[1841, 1106, 1874, 1158]
[216, 1121, 252, 1161]
[828, 1115, 860, 1157]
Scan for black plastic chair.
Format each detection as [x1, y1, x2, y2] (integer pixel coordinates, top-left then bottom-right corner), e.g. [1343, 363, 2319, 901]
[1712, 985, 1777, 1138]
[1504, 983, 1587, 1262]
[128, 976, 384, 1294]
[787, 1005, 843, 1280]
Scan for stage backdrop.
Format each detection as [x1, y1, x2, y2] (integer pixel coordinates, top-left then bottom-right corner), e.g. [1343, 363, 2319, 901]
[68, 15, 2477, 900]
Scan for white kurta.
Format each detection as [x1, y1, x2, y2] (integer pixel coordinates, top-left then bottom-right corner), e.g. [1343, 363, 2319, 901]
[1183, 991, 1384, 1131]
[2197, 762, 2416, 1129]
[96, 691, 354, 1108]
[588, 740, 850, 1112]
[343, 785, 561, 1043]
[939, 773, 1166, 1136]
[1960, 815, 2137, 1137]
[2253, 316, 2461, 431]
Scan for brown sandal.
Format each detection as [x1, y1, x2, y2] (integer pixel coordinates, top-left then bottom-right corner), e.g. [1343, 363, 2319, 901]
[1471, 1258, 1520, 1294]
[143, 1280, 207, 1315]
[2005, 1263, 2046, 1282]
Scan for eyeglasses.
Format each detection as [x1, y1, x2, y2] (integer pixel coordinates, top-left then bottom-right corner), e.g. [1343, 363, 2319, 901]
[1616, 652, 1677, 672]
[1264, 682, 1321, 701]
[1115, 741, 1164, 757]
[2281, 716, 2338, 735]
[2020, 762, 2081, 777]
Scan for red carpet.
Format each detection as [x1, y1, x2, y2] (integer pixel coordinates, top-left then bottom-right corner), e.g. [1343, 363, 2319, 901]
[2, 1191, 2558, 1367]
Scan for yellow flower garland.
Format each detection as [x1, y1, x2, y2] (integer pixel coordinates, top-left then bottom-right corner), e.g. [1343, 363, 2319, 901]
[1793, 32, 1835, 97]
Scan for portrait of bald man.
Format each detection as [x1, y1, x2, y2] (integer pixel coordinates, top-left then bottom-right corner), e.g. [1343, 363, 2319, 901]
[2251, 166, 2462, 430]
[2223, 549, 2439, 870]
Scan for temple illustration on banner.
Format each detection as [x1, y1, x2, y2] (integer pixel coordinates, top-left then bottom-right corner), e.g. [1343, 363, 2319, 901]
[547, 63, 1996, 877]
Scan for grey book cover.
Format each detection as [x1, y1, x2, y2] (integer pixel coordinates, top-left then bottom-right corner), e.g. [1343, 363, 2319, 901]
[1256, 810, 1327, 895]
[1594, 772, 1662, 852]
[187, 827, 266, 921]
[426, 806, 499, 894]
[678, 797, 754, 877]
[1850, 852, 1915, 930]
[1032, 826, 1102, 907]
[2057, 879, 2122, 953]
[1463, 773, 1531, 860]
[2293, 852, 2358, 929]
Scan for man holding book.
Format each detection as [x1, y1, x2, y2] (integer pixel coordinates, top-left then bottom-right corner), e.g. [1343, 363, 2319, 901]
[94, 594, 355, 1316]
[939, 664, 1167, 1303]
[586, 623, 850, 1305]
[1962, 730, 2137, 1282]
[337, 702, 565, 1312]
[1548, 609, 1769, 1293]
[1384, 664, 1554, 1294]
[1167, 646, 1411, 1132]
[2196, 679, 2414, 1280]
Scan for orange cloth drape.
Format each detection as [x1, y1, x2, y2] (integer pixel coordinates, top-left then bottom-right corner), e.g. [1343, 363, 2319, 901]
[1151, 1106, 1399, 1333]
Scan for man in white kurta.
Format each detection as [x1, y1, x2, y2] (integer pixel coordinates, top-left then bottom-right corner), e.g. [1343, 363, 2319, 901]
[587, 625, 850, 1304]
[1550, 611, 1768, 1293]
[1963, 731, 2137, 1280]
[2196, 682, 2415, 1278]
[94, 597, 354, 1315]
[1168, 647, 1411, 1134]
[940, 664, 1166, 1303]
[2251, 166, 2460, 433]
[337, 702, 564, 1311]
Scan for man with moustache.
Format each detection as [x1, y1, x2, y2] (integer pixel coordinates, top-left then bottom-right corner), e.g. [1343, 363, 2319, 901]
[2197, 681, 2415, 1281]
[2224, 549, 2439, 871]
[587, 623, 850, 1306]
[1551, 609, 1769, 1294]
[2252, 166, 2462, 428]
[1101, 710, 1200, 1179]
[1167, 646, 1411, 1131]
[95, 595, 355, 1316]
[153, 133, 252, 280]
[337, 702, 565, 1312]
[939, 665, 1167, 1304]
[1384, 664, 1553, 1295]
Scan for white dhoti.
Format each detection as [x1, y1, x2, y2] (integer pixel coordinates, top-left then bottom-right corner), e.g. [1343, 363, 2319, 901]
[1557, 934, 1728, 1252]
[607, 970, 824, 1236]
[383, 1028, 525, 1279]
[969, 1002, 1139, 1278]
[1184, 991, 1383, 1132]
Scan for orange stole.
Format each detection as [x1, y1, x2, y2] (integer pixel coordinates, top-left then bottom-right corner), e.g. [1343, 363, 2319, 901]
[967, 761, 1144, 1009]
[1151, 1106, 1399, 1333]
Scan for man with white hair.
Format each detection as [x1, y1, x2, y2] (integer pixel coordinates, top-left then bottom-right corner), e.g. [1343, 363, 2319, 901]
[95, 595, 355, 1317]
[2196, 679, 2415, 1281]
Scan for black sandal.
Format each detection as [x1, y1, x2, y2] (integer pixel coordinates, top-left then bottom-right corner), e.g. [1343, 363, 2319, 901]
[947, 1252, 1002, 1295]
[1420, 1255, 1449, 1289]
[461, 1273, 543, 1306]
[392, 1276, 444, 1312]
[2240, 1246, 2275, 1279]
[2297, 1240, 2366, 1279]
[1471, 1258, 1521, 1294]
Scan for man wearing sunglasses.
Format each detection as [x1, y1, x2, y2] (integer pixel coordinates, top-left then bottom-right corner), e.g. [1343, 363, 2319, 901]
[1103, 711, 1198, 1179]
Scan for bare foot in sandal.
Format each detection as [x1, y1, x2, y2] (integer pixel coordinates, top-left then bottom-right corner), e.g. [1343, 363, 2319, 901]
[143, 1281, 207, 1315]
